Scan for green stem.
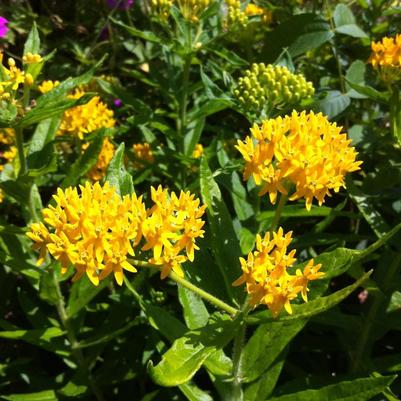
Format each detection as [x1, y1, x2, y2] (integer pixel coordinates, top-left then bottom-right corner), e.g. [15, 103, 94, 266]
[170, 270, 238, 315]
[178, 55, 191, 151]
[269, 193, 287, 232]
[230, 301, 250, 401]
[389, 86, 401, 144]
[52, 272, 105, 401]
[351, 252, 401, 372]
[15, 127, 26, 176]
[128, 258, 239, 315]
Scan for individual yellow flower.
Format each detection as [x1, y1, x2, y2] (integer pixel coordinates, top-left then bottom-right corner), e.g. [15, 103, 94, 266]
[22, 52, 43, 64]
[85, 137, 115, 181]
[233, 228, 324, 317]
[142, 186, 206, 278]
[38, 80, 60, 94]
[369, 34, 401, 81]
[27, 182, 146, 286]
[132, 142, 154, 167]
[192, 143, 203, 158]
[236, 111, 362, 210]
[58, 89, 115, 140]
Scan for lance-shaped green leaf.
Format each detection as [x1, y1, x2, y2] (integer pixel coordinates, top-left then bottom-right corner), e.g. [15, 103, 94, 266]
[110, 18, 161, 43]
[34, 57, 104, 107]
[17, 94, 93, 128]
[347, 179, 392, 238]
[244, 355, 285, 401]
[268, 375, 396, 401]
[148, 314, 238, 386]
[23, 22, 40, 56]
[246, 270, 372, 325]
[241, 320, 306, 383]
[105, 143, 134, 196]
[178, 286, 209, 330]
[333, 4, 368, 38]
[1, 390, 58, 401]
[188, 98, 234, 122]
[179, 382, 214, 401]
[199, 157, 243, 303]
[0, 326, 68, 356]
[130, 285, 232, 377]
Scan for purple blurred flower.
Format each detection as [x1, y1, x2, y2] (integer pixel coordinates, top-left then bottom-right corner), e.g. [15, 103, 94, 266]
[0, 17, 9, 38]
[106, 0, 134, 10]
[114, 98, 122, 107]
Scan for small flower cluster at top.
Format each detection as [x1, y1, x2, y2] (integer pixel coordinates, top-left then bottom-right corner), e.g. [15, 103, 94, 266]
[369, 34, 401, 82]
[235, 63, 315, 112]
[236, 110, 362, 210]
[0, 52, 42, 101]
[233, 228, 323, 317]
[38, 82, 117, 181]
[27, 182, 206, 285]
[150, 0, 210, 21]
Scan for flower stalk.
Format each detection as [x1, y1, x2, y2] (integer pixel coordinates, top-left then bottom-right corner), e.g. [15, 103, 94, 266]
[128, 258, 239, 316]
[52, 271, 105, 401]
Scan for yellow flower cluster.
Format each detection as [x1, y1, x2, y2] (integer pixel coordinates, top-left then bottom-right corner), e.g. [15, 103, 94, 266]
[369, 34, 401, 81]
[233, 228, 323, 317]
[0, 128, 16, 172]
[38, 80, 60, 94]
[58, 89, 115, 140]
[192, 143, 203, 159]
[0, 53, 25, 100]
[22, 52, 43, 64]
[235, 64, 314, 111]
[236, 111, 362, 210]
[27, 182, 206, 285]
[142, 186, 206, 278]
[85, 137, 115, 181]
[244, 3, 272, 23]
[132, 142, 154, 167]
[176, 0, 211, 20]
[150, 0, 209, 20]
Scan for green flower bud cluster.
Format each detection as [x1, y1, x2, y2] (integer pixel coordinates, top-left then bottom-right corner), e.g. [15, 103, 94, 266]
[177, 0, 211, 20]
[225, 0, 248, 28]
[234, 63, 315, 111]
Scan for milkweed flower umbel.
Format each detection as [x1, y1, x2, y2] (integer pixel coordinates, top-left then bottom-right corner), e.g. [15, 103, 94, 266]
[27, 183, 206, 285]
[142, 186, 206, 278]
[369, 34, 401, 81]
[58, 89, 115, 139]
[27, 182, 145, 285]
[236, 111, 362, 210]
[233, 228, 324, 317]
